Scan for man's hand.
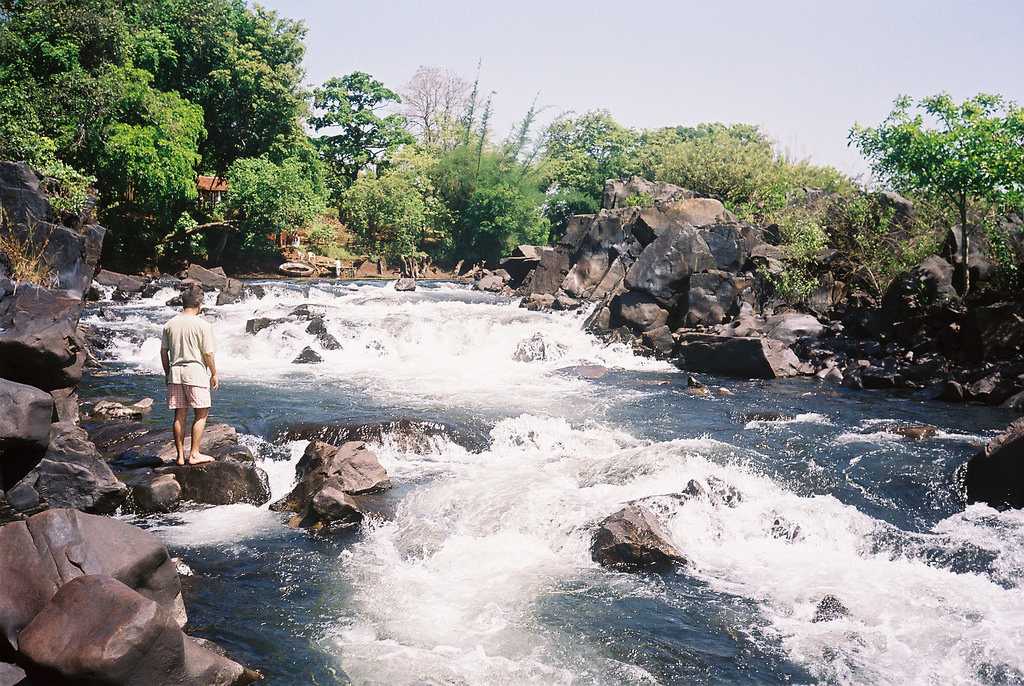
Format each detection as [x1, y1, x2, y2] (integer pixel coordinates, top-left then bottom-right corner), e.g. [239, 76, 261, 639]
[210, 374, 220, 390]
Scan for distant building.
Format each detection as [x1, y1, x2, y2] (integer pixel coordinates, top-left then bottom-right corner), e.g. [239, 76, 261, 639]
[197, 175, 228, 206]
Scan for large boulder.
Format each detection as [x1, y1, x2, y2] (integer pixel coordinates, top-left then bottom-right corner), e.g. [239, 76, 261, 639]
[154, 459, 270, 507]
[591, 504, 686, 571]
[94, 269, 145, 293]
[763, 312, 824, 345]
[964, 418, 1024, 509]
[602, 176, 694, 210]
[0, 379, 53, 490]
[88, 422, 253, 468]
[271, 440, 390, 529]
[683, 271, 749, 326]
[214, 277, 245, 305]
[625, 225, 715, 304]
[663, 197, 735, 228]
[8, 422, 126, 515]
[960, 302, 1024, 362]
[674, 333, 805, 379]
[521, 246, 571, 295]
[394, 277, 417, 292]
[0, 162, 105, 296]
[612, 290, 669, 332]
[18, 575, 256, 685]
[0, 282, 86, 393]
[561, 209, 641, 299]
[880, 256, 959, 327]
[185, 264, 228, 291]
[0, 508, 185, 651]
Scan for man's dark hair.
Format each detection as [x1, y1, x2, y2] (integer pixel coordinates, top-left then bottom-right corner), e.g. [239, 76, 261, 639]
[181, 285, 204, 309]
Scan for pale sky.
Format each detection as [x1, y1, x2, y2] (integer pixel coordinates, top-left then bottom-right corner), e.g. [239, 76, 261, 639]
[260, 0, 1024, 177]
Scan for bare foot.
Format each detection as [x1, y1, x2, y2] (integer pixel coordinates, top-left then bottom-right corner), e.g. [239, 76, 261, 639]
[176, 456, 186, 466]
[186, 453, 215, 465]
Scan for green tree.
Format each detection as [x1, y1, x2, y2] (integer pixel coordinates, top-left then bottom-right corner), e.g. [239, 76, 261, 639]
[340, 172, 431, 259]
[225, 155, 325, 251]
[851, 93, 1024, 293]
[541, 110, 639, 202]
[310, 72, 414, 202]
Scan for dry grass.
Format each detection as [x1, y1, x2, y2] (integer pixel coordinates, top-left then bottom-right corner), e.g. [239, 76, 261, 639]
[0, 208, 57, 287]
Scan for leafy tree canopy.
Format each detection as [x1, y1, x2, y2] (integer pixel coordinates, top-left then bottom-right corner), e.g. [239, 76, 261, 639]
[311, 71, 414, 202]
[851, 93, 1024, 291]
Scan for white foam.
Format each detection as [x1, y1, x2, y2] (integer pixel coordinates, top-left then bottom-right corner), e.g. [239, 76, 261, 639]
[744, 412, 832, 430]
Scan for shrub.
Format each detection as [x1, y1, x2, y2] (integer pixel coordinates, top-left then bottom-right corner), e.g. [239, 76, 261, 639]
[543, 188, 599, 241]
[0, 210, 56, 286]
[37, 160, 95, 216]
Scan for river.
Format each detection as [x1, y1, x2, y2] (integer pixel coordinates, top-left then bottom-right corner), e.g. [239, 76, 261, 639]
[81, 280, 1024, 685]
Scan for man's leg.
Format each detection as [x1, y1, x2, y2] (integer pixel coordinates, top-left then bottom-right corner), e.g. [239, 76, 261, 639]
[188, 407, 212, 463]
[173, 408, 189, 466]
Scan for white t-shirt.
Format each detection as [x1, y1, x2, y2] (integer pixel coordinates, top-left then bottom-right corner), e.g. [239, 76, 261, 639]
[161, 314, 215, 387]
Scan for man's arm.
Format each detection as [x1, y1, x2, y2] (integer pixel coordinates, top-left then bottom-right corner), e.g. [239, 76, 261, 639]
[160, 348, 170, 377]
[204, 352, 219, 390]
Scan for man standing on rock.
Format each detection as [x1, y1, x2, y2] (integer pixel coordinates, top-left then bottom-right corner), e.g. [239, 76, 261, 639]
[160, 284, 218, 466]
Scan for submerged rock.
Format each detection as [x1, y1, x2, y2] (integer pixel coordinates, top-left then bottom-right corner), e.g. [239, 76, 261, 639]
[591, 504, 686, 571]
[89, 397, 153, 420]
[293, 346, 323, 364]
[245, 317, 286, 335]
[512, 333, 566, 362]
[812, 594, 850, 623]
[964, 418, 1024, 509]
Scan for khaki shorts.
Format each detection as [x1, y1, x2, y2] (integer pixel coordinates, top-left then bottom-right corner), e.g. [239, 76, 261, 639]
[167, 383, 212, 409]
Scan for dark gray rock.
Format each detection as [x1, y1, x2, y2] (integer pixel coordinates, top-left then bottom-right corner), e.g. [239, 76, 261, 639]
[812, 594, 850, 622]
[394, 277, 417, 292]
[0, 378, 53, 490]
[880, 256, 959, 327]
[763, 312, 824, 345]
[602, 176, 694, 210]
[684, 271, 748, 326]
[244, 317, 286, 335]
[965, 418, 1024, 510]
[293, 346, 322, 364]
[512, 333, 566, 362]
[11, 422, 126, 515]
[642, 325, 675, 357]
[0, 282, 86, 392]
[591, 504, 686, 571]
[185, 264, 228, 290]
[214, 277, 245, 305]
[94, 269, 145, 293]
[674, 334, 804, 379]
[156, 459, 270, 507]
[124, 472, 182, 514]
[613, 290, 669, 332]
[625, 225, 715, 304]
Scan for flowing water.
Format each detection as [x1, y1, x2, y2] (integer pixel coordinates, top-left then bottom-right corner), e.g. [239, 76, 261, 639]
[82, 280, 1024, 685]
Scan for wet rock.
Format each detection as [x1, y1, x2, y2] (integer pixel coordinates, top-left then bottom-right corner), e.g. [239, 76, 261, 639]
[89, 422, 253, 467]
[878, 423, 938, 440]
[674, 333, 804, 379]
[0, 378, 53, 490]
[513, 333, 566, 362]
[520, 247, 571, 296]
[964, 418, 1024, 509]
[625, 225, 715, 304]
[880, 256, 959, 329]
[769, 516, 801, 541]
[94, 269, 145, 293]
[215, 277, 245, 305]
[812, 594, 849, 622]
[124, 472, 181, 514]
[716, 387, 735, 397]
[0, 282, 86, 393]
[474, 271, 509, 293]
[591, 504, 686, 571]
[185, 263, 228, 290]
[292, 346, 322, 364]
[18, 575, 257, 685]
[245, 317, 286, 335]
[557, 364, 610, 380]
[289, 304, 329, 320]
[687, 375, 705, 389]
[10, 422, 127, 515]
[0, 508, 186, 648]
[156, 459, 270, 507]
[553, 292, 582, 311]
[642, 325, 675, 357]
[317, 332, 342, 350]
[274, 418, 489, 454]
[742, 411, 792, 423]
[89, 397, 153, 420]
[939, 379, 966, 402]
[524, 292, 556, 311]
[394, 277, 417, 291]
[271, 440, 389, 529]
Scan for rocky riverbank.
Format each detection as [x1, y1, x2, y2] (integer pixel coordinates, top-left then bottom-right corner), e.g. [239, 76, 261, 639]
[503, 176, 1024, 411]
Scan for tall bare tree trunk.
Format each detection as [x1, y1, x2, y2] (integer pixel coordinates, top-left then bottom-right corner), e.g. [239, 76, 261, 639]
[959, 198, 970, 295]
